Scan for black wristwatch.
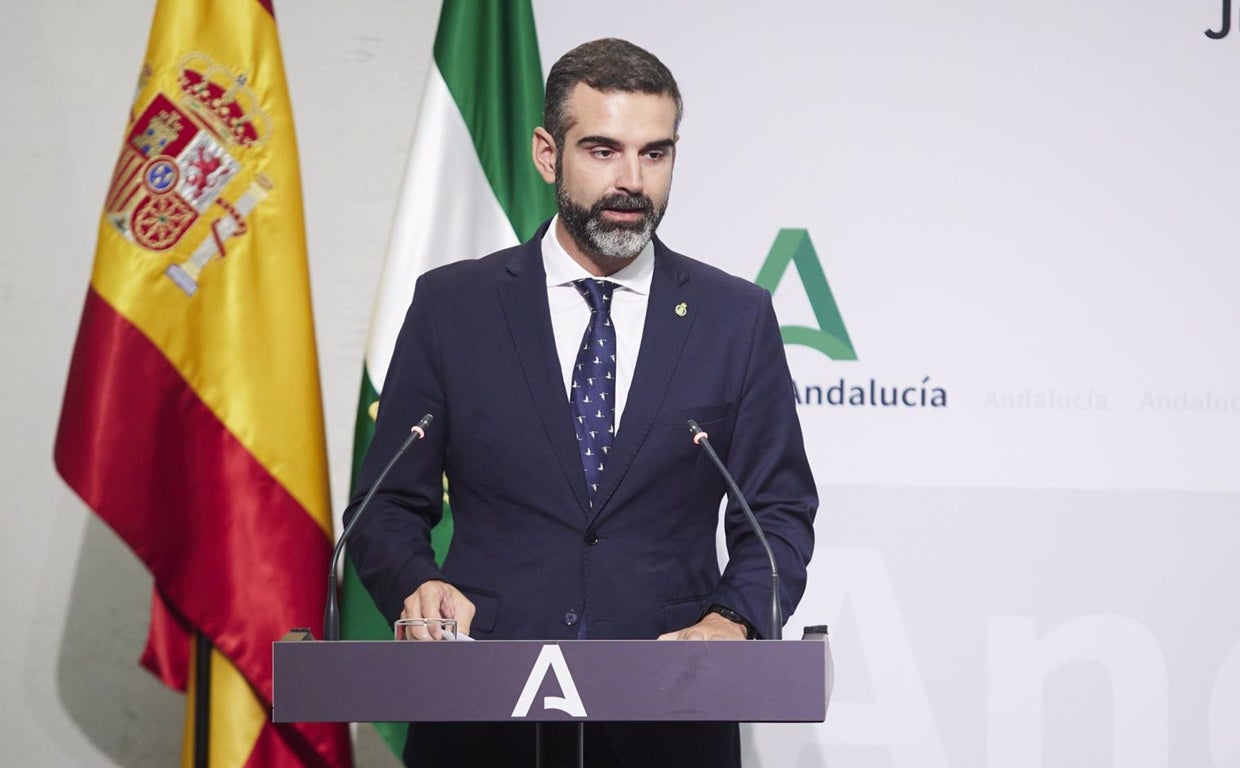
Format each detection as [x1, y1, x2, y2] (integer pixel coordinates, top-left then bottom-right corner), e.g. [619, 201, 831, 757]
[704, 603, 757, 639]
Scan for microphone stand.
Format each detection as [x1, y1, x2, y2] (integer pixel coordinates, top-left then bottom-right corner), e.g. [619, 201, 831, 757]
[687, 420, 782, 640]
[323, 414, 433, 641]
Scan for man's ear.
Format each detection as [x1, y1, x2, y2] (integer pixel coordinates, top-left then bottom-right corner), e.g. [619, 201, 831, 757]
[531, 126, 557, 184]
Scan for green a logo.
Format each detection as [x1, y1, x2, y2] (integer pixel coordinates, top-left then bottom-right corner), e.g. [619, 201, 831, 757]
[754, 229, 857, 360]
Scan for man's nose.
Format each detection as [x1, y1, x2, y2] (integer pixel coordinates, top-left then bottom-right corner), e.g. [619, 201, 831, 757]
[613, 152, 644, 194]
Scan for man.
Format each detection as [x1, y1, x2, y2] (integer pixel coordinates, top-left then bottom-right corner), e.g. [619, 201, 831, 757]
[347, 38, 816, 767]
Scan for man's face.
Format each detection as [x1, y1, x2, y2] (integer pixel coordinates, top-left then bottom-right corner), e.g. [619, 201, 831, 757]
[544, 84, 678, 262]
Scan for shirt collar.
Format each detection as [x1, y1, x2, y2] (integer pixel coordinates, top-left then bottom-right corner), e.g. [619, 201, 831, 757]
[542, 215, 655, 295]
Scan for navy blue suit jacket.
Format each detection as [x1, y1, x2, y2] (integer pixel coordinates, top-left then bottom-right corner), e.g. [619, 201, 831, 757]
[347, 221, 816, 641]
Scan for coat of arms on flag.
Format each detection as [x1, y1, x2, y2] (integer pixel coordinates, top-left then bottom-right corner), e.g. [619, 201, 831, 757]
[103, 52, 271, 297]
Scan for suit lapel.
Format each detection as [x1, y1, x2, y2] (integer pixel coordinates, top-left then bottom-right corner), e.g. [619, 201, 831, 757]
[589, 241, 694, 523]
[498, 240, 592, 515]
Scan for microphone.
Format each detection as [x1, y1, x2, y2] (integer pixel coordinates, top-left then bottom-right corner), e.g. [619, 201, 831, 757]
[323, 413, 434, 641]
[687, 419, 782, 640]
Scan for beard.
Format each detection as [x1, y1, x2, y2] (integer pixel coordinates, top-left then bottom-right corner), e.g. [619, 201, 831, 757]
[556, 166, 668, 261]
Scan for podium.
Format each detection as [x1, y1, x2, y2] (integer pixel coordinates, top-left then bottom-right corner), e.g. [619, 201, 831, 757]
[273, 630, 832, 764]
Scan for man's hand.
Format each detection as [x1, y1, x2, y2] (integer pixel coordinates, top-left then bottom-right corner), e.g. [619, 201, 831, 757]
[401, 580, 476, 639]
[657, 612, 748, 641]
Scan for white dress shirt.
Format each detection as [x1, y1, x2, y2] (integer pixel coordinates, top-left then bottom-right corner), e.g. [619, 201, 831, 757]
[542, 216, 654, 434]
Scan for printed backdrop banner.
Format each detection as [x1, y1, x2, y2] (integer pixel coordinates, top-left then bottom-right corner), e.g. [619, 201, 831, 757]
[526, 1, 1238, 766]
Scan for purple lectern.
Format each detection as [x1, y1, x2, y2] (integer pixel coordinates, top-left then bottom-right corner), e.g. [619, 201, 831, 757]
[273, 630, 832, 765]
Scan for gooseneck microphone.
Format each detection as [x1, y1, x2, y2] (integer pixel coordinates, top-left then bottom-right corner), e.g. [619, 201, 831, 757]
[323, 413, 434, 641]
[687, 419, 782, 640]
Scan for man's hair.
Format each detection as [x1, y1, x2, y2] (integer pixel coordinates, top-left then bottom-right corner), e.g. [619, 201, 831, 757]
[543, 38, 682, 147]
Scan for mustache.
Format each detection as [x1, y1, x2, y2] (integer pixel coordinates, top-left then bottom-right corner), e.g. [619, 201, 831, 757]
[591, 193, 653, 217]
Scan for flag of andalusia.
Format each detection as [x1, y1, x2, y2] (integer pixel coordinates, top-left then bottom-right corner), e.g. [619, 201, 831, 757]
[54, 0, 350, 765]
[341, 0, 555, 757]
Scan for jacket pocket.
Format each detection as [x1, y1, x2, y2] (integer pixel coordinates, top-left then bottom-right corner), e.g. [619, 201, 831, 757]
[662, 595, 709, 634]
[657, 401, 732, 427]
[456, 584, 501, 634]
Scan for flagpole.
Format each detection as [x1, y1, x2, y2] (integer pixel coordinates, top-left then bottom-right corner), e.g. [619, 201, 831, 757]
[194, 633, 210, 768]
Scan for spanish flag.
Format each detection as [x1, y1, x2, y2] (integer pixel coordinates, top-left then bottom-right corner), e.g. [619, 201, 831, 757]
[54, 0, 350, 766]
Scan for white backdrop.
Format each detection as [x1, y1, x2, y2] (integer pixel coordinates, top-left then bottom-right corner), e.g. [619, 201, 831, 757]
[2, 1, 1237, 766]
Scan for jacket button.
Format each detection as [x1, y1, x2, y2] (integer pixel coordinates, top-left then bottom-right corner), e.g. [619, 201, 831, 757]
[584, 531, 599, 546]
[564, 611, 580, 626]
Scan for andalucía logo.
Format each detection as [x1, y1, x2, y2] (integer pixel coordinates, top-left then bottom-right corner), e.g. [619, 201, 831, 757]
[755, 229, 947, 408]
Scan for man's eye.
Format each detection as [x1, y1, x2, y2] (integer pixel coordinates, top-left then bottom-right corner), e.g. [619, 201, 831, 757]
[591, 148, 614, 159]
[646, 150, 665, 161]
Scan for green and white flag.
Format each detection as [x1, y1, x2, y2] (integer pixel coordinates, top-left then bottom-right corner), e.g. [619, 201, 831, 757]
[341, 0, 554, 756]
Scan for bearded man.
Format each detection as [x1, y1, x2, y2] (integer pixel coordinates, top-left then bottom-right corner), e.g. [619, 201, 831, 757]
[346, 38, 817, 768]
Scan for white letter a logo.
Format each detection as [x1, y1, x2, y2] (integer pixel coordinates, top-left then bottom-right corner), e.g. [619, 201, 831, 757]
[511, 645, 587, 718]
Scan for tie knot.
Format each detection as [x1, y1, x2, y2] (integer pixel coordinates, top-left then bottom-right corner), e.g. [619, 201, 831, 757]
[573, 279, 617, 314]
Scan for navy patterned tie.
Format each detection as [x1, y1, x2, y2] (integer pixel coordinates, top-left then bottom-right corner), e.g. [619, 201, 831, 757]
[570, 279, 618, 502]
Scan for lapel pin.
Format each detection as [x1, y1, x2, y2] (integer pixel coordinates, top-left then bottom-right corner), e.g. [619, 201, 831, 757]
[674, 302, 688, 317]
